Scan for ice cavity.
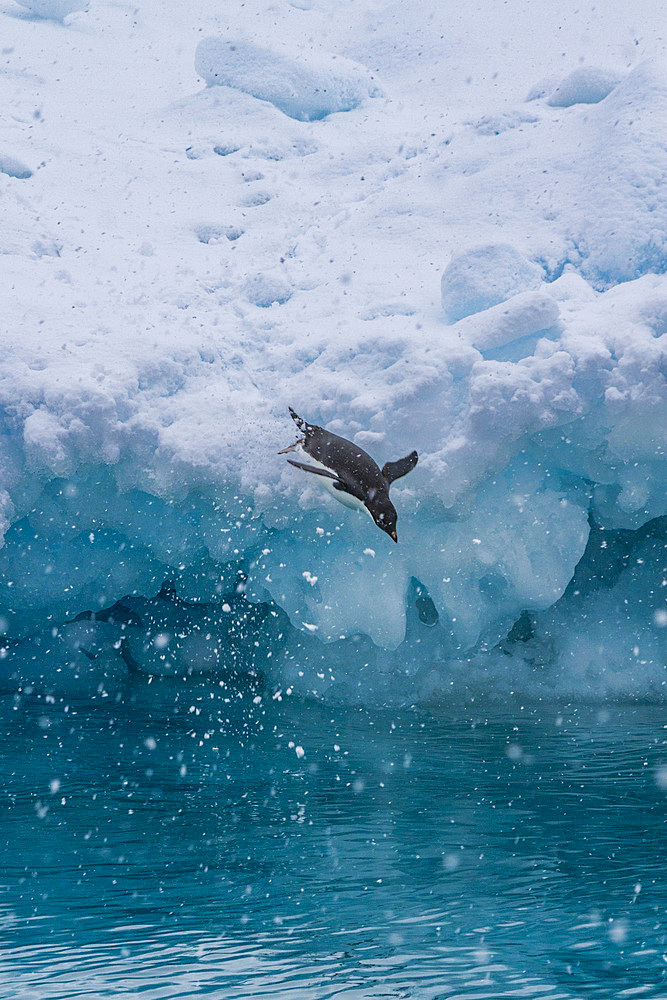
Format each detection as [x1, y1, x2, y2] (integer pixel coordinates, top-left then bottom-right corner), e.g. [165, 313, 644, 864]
[6, 620, 126, 699]
[195, 38, 383, 121]
[535, 520, 667, 699]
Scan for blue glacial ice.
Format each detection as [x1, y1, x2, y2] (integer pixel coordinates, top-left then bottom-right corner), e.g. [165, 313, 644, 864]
[0, 19, 665, 707]
[1, 263, 664, 705]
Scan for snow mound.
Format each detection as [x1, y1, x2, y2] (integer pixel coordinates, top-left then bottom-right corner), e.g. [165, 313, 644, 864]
[441, 244, 545, 323]
[544, 67, 624, 107]
[195, 38, 383, 121]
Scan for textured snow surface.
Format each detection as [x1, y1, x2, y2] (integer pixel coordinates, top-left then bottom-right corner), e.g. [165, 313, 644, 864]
[0, 0, 665, 703]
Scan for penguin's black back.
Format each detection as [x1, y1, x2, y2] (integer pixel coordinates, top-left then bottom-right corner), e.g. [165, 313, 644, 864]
[302, 423, 387, 497]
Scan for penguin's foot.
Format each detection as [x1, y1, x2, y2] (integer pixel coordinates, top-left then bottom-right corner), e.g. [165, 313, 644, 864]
[278, 437, 304, 455]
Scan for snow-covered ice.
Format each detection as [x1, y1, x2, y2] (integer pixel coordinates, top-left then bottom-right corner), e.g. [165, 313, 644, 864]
[0, 0, 665, 704]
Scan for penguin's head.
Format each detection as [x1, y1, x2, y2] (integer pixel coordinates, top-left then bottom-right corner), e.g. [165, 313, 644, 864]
[366, 492, 399, 543]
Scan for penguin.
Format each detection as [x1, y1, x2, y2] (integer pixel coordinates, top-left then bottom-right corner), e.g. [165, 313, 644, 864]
[279, 407, 418, 542]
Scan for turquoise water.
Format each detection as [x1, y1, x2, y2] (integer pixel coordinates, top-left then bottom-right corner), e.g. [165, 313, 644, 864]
[0, 680, 665, 999]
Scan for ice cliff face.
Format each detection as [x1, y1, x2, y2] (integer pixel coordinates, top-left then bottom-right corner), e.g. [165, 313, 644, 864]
[0, 2, 665, 703]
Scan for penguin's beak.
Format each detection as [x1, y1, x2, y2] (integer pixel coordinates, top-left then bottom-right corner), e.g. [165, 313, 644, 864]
[390, 529, 398, 543]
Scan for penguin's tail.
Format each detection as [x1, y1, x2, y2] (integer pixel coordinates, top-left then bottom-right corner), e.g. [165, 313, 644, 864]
[288, 407, 305, 431]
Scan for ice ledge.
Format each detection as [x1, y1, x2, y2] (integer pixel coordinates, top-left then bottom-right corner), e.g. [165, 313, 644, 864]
[0, 273, 665, 700]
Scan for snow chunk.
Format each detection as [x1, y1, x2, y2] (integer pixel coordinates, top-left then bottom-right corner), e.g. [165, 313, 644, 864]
[544, 67, 624, 107]
[244, 273, 292, 308]
[441, 244, 545, 323]
[454, 289, 560, 353]
[195, 38, 383, 121]
[13, 0, 88, 20]
[23, 409, 71, 476]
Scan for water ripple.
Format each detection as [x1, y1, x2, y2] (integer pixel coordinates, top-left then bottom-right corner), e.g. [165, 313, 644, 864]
[0, 692, 665, 999]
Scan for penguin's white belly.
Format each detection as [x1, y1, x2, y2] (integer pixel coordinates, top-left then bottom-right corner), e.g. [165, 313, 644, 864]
[294, 446, 372, 518]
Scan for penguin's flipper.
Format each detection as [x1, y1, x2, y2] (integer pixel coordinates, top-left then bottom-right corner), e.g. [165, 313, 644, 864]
[287, 459, 365, 503]
[286, 458, 339, 481]
[333, 480, 366, 502]
[382, 450, 418, 485]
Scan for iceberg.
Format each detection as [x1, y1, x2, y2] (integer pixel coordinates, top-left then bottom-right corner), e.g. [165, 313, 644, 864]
[0, 4, 665, 706]
[1, 266, 664, 703]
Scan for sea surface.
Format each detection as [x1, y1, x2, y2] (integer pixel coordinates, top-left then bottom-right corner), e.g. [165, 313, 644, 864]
[0, 678, 665, 999]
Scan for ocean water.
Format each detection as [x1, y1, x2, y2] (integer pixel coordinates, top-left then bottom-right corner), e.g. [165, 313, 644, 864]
[0, 679, 665, 999]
